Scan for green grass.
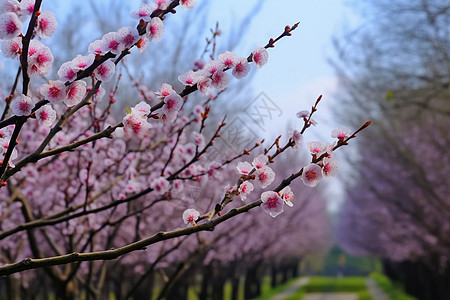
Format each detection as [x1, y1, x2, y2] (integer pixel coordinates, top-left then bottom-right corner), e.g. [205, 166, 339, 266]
[304, 276, 368, 292]
[370, 272, 417, 300]
[251, 277, 297, 300]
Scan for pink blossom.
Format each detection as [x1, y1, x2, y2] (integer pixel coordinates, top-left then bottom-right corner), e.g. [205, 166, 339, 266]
[211, 70, 229, 91]
[18, 0, 34, 19]
[36, 11, 57, 38]
[0, 12, 22, 40]
[88, 39, 103, 55]
[72, 54, 95, 71]
[93, 59, 115, 82]
[57, 61, 78, 82]
[101, 32, 124, 55]
[178, 70, 200, 86]
[192, 132, 205, 149]
[0, 0, 20, 14]
[255, 166, 275, 188]
[35, 104, 56, 126]
[289, 130, 303, 150]
[64, 81, 86, 107]
[252, 46, 268, 68]
[296, 110, 309, 118]
[146, 17, 164, 41]
[252, 154, 268, 169]
[193, 105, 204, 119]
[203, 60, 223, 76]
[180, 0, 196, 10]
[0, 137, 18, 166]
[122, 106, 152, 138]
[193, 58, 205, 70]
[150, 176, 170, 194]
[182, 208, 199, 226]
[238, 181, 254, 201]
[237, 161, 252, 175]
[232, 57, 250, 79]
[156, 83, 175, 98]
[1, 36, 21, 58]
[331, 127, 352, 139]
[197, 77, 212, 95]
[306, 141, 326, 156]
[117, 26, 140, 48]
[154, 0, 169, 10]
[130, 3, 155, 21]
[279, 186, 295, 207]
[132, 101, 151, 116]
[321, 156, 338, 178]
[10, 94, 34, 116]
[27, 43, 53, 76]
[261, 191, 284, 218]
[40, 80, 67, 103]
[301, 163, 322, 187]
[218, 51, 238, 69]
[162, 92, 183, 121]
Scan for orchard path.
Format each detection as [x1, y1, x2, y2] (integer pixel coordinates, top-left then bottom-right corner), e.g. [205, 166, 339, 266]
[268, 277, 391, 300]
[268, 277, 309, 300]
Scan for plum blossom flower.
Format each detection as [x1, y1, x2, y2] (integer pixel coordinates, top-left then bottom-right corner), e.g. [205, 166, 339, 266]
[252, 46, 268, 68]
[36, 11, 57, 38]
[88, 39, 103, 55]
[101, 32, 124, 55]
[237, 161, 252, 175]
[180, 0, 196, 10]
[117, 26, 139, 48]
[1, 36, 21, 58]
[331, 127, 352, 139]
[197, 77, 212, 95]
[72, 54, 95, 71]
[154, 0, 169, 10]
[301, 163, 322, 187]
[0, 0, 20, 14]
[279, 186, 295, 207]
[232, 57, 250, 79]
[289, 130, 303, 150]
[27, 42, 53, 76]
[40, 80, 67, 103]
[306, 141, 326, 156]
[146, 17, 164, 41]
[261, 191, 284, 218]
[192, 132, 205, 149]
[10, 95, 34, 116]
[130, 3, 155, 21]
[238, 181, 254, 201]
[156, 83, 175, 98]
[18, 0, 34, 19]
[321, 156, 338, 178]
[296, 110, 309, 119]
[35, 104, 56, 126]
[161, 92, 183, 122]
[122, 102, 153, 138]
[0, 137, 18, 167]
[150, 176, 170, 194]
[178, 70, 200, 86]
[93, 59, 115, 82]
[252, 154, 268, 169]
[57, 61, 78, 82]
[64, 81, 86, 107]
[255, 166, 275, 188]
[203, 60, 223, 76]
[218, 51, 238, 69]
[182, 208, 200, 226]
[132, 101, 151, 115]
[211, 70, 229, 91]
[0, 12, 22, 40]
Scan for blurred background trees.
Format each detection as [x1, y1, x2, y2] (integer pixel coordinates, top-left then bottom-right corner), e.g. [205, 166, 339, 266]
[334, 0, 450, 299]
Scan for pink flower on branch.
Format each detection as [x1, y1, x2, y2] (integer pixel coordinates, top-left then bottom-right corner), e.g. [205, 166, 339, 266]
[252, 154, 268, 169]
[180, 0, 196, 10]
[64, 81, 87, 107]
[1, 36, 21, 58]
[261, 191, 284, 218]
[11, 95, 34, 116]
[232, 57, 250, 79]
[238, 181, 254, 201]
[237, 161, 252, 175]
[36, 11, 57, 39]
[279, 186, 295, 207]
[182, 208, 200, 226]
[331, 127, 352, 139]
[252, 46, 268, 68]
[321, 156, 338, 178]
[146, 17, 164, 41]
[255, 166, 275, 188]
[0, 12, 22, 40]
[40, 80, 67, 103]
[35, 104, 56, 127]
[93, 59, 116, 82]
[301, 163, 322, 187]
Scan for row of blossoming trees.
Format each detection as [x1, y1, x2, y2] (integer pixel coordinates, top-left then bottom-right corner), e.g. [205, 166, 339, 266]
[334, 1, 450, 299]
[0, 0, 369, 299]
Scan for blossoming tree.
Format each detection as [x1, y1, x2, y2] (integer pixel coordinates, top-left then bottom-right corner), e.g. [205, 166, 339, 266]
[0, 0, 369, 298]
